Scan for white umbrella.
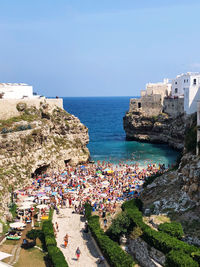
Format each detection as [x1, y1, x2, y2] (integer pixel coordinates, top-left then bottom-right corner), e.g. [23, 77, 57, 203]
[10, 222, 26, 228]
[36, 204, 48, 209]
[0, 251, 12, 261]
[24, 196, 35, 202]
[39, 196, 49, 200]
[19, 204, 32, 210]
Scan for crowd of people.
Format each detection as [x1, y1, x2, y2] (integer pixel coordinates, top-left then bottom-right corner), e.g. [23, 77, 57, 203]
[15, 160, 167, 220]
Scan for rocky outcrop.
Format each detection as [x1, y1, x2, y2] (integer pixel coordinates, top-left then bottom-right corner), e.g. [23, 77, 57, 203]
[141, 153, 200, 242]
[123, 111, 185, 150]
[128, 237, 165, 267]
[0, 102, 90, 221]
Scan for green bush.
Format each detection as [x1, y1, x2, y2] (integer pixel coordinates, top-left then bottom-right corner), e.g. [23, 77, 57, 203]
[26, 229, 40, 240]
[45, 235, 57, 246]
[41, 209, 68, 267]
[165, 250, 198, 267]
[47, 246, 68, 267]
[185, 114, 197, 153]
[88, 216, 134, 267]
[122, 199, 200, 264]
[9, 203, 17, 219]
[143, 172, 163, 188]
[191, 251, 200, 265]
[106, 211, 132, 242]
[85, 202, 92, 219]
[158, 222, 184, 239]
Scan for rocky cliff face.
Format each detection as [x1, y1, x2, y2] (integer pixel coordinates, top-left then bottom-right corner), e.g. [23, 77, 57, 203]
[141, 153, 200, 243]
[0, 102, 89, 221]
[123, 111, 185, 150]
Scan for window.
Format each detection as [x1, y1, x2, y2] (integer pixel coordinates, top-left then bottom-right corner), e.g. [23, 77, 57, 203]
[193, 79, 196, 85]
[138, 103, 141, 108]
[175, 88, 178, 94]
[184, 79, 185, 83]
[175, 81, 177, 85]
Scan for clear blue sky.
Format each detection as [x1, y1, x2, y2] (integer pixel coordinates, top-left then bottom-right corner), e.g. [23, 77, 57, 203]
[1, 0, 200, 97]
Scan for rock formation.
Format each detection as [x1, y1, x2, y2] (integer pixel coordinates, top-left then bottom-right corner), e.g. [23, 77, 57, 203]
[123, 111, 185, 150]
[141, 153, 200, 244]
[0, 102, 90, 221]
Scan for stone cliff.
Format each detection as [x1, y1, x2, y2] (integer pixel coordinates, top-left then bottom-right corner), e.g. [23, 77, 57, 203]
[0, 102, 89, 221]
[123, 111, 185, 150]
[141, 153, 200, 244]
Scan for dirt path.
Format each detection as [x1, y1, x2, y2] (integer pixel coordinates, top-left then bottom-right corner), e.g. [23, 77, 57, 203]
[53, 208, 109, 267]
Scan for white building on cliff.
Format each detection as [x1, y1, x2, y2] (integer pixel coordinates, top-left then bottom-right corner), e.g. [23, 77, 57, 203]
[171, 72, 200, 114]
[0, 83, 40, 99]
[141, 78, 172, 104]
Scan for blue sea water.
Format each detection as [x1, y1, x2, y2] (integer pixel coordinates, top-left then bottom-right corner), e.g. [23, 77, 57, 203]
[63, 97, 179, 168]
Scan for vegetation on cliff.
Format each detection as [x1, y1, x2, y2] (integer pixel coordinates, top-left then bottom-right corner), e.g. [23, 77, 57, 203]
[0, 102, 89, 222]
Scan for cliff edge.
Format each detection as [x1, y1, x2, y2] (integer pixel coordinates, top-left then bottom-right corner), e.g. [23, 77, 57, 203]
[123, 110, 185, 150]
[0, 101, 89, 221]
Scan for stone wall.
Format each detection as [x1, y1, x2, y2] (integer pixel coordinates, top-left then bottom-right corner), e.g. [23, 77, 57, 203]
[197, 101, 200, 155]
[163, 97, 184, 118]
[0, 98, 63, 120]
[129, 95, 162, 116]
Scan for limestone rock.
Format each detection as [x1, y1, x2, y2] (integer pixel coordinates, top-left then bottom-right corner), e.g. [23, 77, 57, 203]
[0, 103, 90, 221]
[123, 110, 185, 150]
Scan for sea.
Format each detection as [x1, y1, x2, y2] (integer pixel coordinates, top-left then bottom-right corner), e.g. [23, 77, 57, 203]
[63, 97, 179, 168]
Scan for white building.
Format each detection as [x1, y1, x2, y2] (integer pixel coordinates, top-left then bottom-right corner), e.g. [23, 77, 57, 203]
[171, 72, 200, 114]
[0, 83, 39, 99]
[141, 78, 172, 104]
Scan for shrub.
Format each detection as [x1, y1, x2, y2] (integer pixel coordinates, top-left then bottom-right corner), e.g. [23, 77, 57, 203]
[26, 229, 40, 240]
[165, 250, 198, 267]
[47, 246, 68, 267]
[122, 199, 200, 263]
[191, 251, 200, 265]
[185, 114, 197, 153]
[158, 222, 184, 239]
[88, 216, 134, 267]
[143, 172, 162, 188]
[41, 210, 68, 267]
[106, 211, 132, 242]
[84, 202, 92, 219]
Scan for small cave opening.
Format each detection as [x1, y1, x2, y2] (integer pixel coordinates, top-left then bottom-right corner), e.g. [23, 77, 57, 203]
[31, 164, 50, 178]
[64, 159, 71, 166]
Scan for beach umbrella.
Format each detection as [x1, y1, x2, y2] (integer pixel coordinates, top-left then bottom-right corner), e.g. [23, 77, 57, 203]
[24, 196, 35, 202]
[0, 251, 12, 261]
[19, 203, 32, 210]
[39, 196, 50, 200]
[36, 204, 48, 209]
[10, 222, 26, 228]
[51, 192, 57, 196]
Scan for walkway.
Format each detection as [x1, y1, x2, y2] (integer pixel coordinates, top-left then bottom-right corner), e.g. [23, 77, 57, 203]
[53, 208, 109, 267]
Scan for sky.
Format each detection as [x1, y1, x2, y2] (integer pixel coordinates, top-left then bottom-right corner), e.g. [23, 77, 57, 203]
[1, 0, 200, 97]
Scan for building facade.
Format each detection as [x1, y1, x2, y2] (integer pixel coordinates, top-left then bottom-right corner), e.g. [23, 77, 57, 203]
[143, 78, 172, 104]
[171, 72, 200, 114]
[0, 83, 38, 99]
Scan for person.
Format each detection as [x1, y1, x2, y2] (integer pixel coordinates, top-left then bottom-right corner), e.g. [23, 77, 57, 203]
[98, 255, 105, 264]
[64, 234, 69, 248]
[55, 222, 59, 232]
[84, 221, 88, 233]
[103, 218, 107, 228]
[75, 247, 81, 261]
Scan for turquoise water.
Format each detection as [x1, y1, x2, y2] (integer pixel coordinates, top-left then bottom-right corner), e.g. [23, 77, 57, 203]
[63, 97, 179, 168]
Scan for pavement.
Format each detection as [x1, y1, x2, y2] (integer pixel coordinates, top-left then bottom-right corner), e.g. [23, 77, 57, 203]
[53, 208, 109, 267]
